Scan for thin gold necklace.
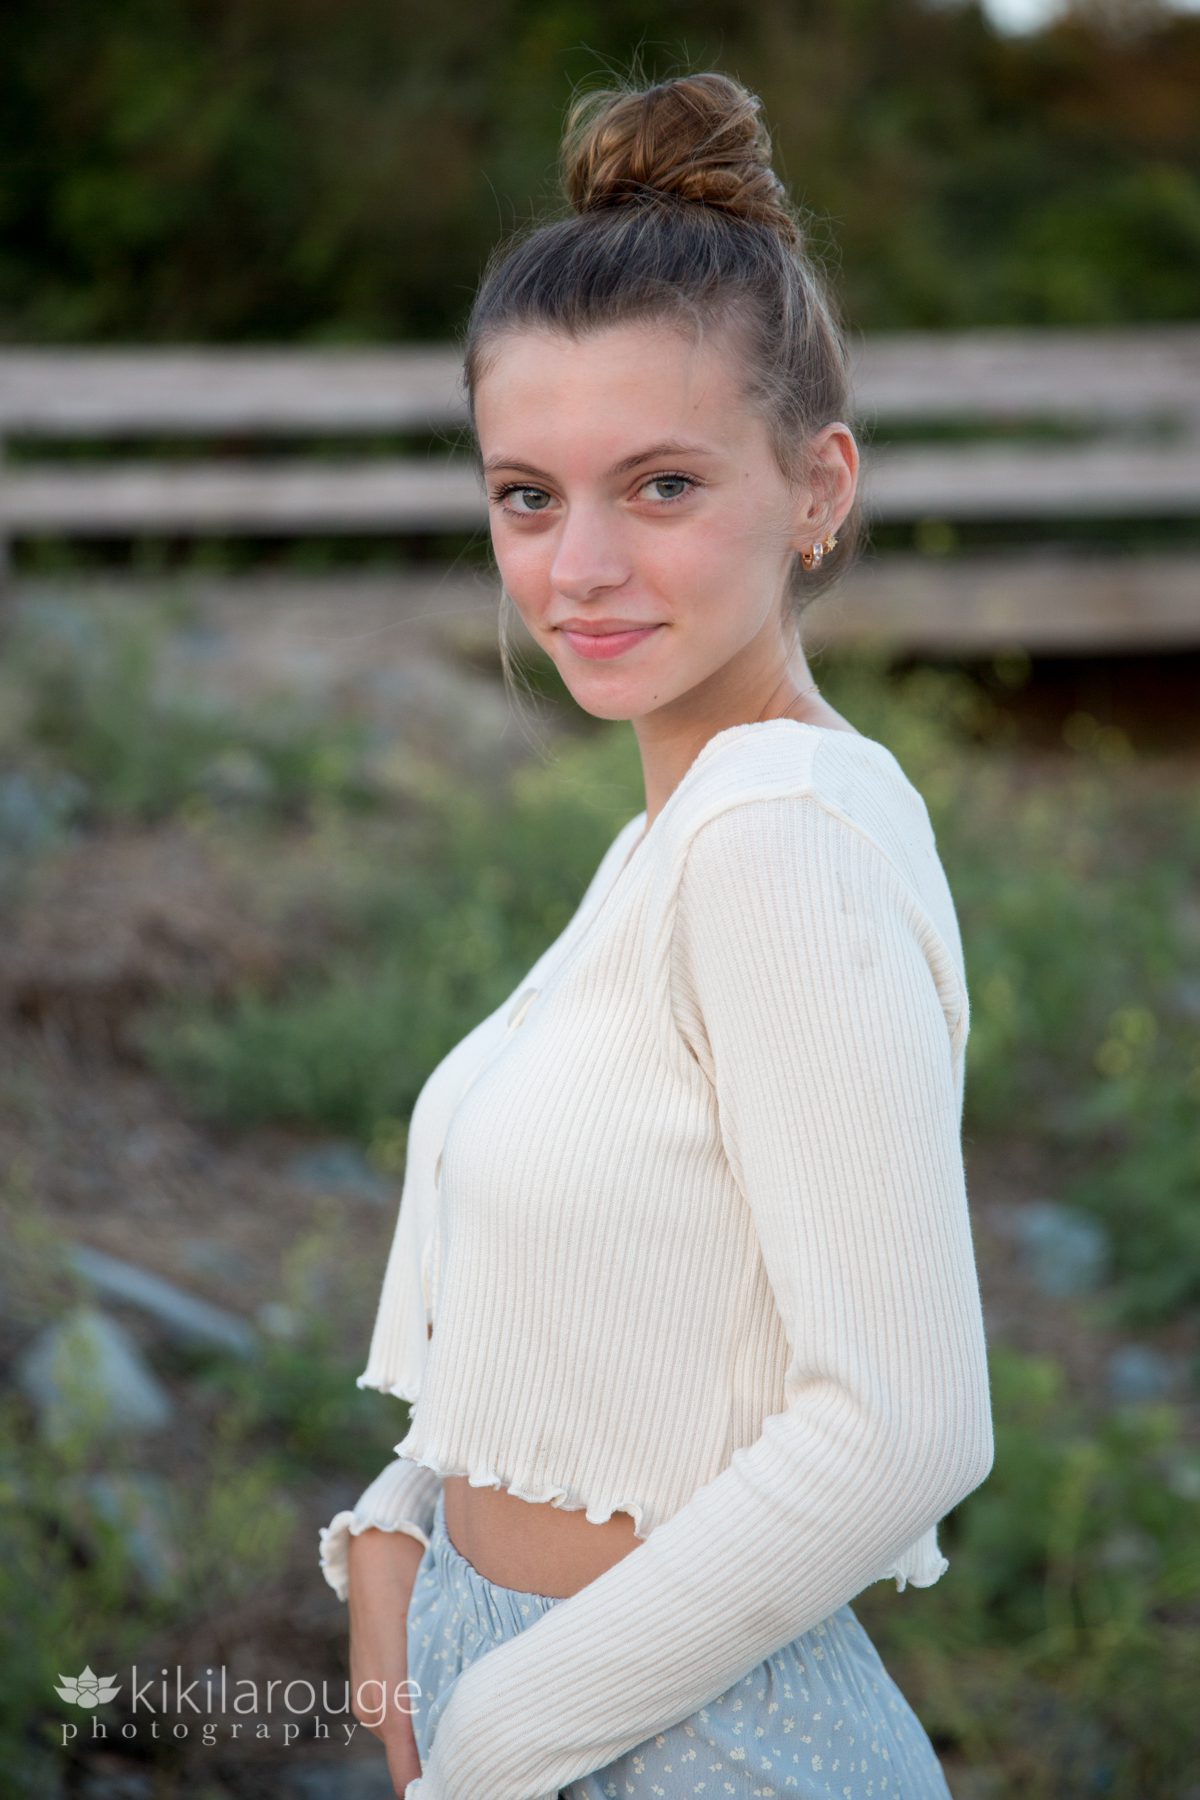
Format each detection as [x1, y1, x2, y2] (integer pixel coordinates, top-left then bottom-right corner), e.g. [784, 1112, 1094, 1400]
[629, 681, 822, 861]
[757, 679, 820, 724]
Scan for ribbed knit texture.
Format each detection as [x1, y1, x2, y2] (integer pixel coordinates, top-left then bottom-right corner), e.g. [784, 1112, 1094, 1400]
[319, 719, 995, 1800]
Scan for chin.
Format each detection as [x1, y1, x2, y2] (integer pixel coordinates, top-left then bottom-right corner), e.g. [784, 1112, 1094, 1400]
[564, 690, 640, 724]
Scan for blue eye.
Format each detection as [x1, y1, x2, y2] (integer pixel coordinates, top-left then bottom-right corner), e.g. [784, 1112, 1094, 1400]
[644, 475, 693, 503]
[490, 485, 553, 515]
[488, 471, 701, 517]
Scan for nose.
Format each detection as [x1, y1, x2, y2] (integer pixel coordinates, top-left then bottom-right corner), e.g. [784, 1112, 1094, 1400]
[548, 501, 630, 600]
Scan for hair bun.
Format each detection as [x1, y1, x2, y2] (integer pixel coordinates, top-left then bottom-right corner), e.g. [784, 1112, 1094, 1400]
[561, 72, 801, 251]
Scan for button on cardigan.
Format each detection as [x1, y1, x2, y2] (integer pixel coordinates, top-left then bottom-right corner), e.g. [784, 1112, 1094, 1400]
[318, 718, 995, 1800]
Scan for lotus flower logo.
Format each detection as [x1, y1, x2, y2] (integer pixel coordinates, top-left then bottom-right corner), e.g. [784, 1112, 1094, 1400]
[55, 1666, 121, 1708]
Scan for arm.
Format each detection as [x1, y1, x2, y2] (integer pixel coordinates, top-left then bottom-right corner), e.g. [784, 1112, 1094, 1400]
[348, 1523, 428, 1794]
[327, 1342, 441, 1793]
[406, 792, 994, 1800]
[319, 1453, 442, 1603]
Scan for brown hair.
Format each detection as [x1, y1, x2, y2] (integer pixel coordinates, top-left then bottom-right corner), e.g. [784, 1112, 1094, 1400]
[459, 68, 865, 700]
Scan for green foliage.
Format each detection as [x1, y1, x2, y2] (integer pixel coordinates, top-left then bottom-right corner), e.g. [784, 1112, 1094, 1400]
[1, 0, 1197, 340]
[194, 1222, 419, 1477]
[0, 1176, 333, 1791]
[3, 612, 1196, 1794]
[1061, 1041, 1200, 1327]
[859, 1344, 1200, 1798]
[136, 724, 646, 1133]
[4, 592, 379, 826]
[0, 1191, 298, 1793]
[935, 727, 1200, 1324]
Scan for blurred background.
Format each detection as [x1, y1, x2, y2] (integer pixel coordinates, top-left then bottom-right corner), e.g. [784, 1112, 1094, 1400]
[0, 1, 1197, 1797]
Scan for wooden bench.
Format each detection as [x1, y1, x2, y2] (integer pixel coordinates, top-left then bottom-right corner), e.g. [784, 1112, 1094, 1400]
[2, 326, 1198, 650]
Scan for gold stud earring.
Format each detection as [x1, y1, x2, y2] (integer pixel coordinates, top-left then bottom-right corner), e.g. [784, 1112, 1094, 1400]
[800, 532, 838, 572]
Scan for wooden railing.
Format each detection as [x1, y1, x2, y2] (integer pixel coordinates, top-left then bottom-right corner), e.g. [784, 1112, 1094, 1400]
[2, 326, 1198, 648]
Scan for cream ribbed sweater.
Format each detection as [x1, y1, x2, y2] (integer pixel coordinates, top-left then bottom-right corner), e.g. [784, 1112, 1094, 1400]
[318, 719, 994, 1800]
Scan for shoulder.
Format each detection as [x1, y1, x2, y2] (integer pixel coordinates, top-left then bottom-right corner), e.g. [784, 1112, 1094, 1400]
[660, 723, 969, 1040]
[657, 720, 938, 904]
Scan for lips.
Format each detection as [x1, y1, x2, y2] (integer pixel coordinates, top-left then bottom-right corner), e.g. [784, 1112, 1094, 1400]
[556, 622, 660, 636]
[559, 624, 663, 661]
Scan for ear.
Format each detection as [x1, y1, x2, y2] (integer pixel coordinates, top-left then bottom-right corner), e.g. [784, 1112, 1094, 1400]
[792, 422, 859, 545]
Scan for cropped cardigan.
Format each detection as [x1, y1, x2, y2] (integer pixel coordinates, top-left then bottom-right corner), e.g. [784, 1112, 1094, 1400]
[318, 718, 995, 1800]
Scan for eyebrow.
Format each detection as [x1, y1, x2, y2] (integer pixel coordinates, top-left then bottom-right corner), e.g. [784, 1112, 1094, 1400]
[482, 439, 720, 481]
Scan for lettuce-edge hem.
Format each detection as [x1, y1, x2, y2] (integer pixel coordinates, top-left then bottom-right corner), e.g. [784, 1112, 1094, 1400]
[318, 1508, 431, 1604]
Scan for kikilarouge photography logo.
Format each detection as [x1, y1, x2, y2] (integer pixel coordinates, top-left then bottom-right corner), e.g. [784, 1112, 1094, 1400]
[54, 1662, 423, 1748]
[55, 1667, 122, 1709]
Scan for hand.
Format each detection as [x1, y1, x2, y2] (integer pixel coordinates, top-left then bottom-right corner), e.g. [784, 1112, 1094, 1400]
[347, 1527, 428, 1794]
[380, 1714, 422, 1796]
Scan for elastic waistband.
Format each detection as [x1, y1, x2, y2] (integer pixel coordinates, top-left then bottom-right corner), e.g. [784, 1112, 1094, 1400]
[427, 1487, 565, 1642]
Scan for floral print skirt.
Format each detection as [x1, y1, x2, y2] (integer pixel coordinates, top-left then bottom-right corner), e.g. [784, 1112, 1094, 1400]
[406, 1486, 954, 1798]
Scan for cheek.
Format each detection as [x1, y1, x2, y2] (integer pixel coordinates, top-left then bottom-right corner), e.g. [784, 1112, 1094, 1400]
[630, 516, 742, 610]
[490, 529, 558, 611]
[653, 521, 748, 615]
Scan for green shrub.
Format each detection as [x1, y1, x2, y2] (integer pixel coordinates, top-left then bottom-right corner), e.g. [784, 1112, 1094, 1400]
[859, 1345, 1199, 1799]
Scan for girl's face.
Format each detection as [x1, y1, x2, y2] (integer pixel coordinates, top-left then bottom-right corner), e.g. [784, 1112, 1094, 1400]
[474, 320, 835, 727]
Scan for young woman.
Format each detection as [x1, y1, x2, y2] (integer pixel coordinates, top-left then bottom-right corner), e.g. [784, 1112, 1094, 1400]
[319, 69, 994, 1800]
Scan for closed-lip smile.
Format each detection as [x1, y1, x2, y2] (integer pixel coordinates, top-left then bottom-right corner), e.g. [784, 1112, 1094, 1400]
[557, 619, 664, 661]
[556, 619, 661, 636]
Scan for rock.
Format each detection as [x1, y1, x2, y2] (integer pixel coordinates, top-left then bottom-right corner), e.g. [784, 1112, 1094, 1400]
[0, 769, 88, 858]
[286, 1141, 394, 1206]
[179, 1235, 255, 1287]
[1009, 1199, 1110, 1297]
[1167, 973, 1200, 1023]
[1105, 1342, 1184, 1404]
[14, 1306, 173, 1445]
[70, 1472, 184, 1597]
[66, 1243, 258, 1358]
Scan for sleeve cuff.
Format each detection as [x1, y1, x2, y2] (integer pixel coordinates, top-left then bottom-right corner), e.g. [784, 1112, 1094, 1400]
[318, 1508, 431, 1604]
[318, 1456, 441, 1603]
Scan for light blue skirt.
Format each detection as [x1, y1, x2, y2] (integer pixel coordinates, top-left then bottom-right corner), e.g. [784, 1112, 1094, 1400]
[406, 1488, 953, 1798]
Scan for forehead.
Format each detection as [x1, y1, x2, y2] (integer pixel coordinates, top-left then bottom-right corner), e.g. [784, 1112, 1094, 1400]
[473, 320, 752, 453]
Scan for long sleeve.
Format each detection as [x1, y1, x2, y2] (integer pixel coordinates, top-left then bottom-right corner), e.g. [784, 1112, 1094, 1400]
[318, 1094, 446, 1605]
[404, 791, 994, 1800]
[321, 1033, 446, 1602]
[319, 1456, 442, 1602]
[319, 1138, 441, 1602]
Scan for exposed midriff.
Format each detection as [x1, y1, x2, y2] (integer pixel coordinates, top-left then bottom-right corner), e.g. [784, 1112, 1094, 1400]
[442, 1474, 641, 1598]
[426, 1321, 641, 1598]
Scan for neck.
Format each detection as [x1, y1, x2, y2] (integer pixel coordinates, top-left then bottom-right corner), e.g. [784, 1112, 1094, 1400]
[633, 656, 823, 834]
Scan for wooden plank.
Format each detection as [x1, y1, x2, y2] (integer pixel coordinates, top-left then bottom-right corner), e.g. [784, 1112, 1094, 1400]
[0, 347, 465, 436]
[3, 438, 1197, 534]
[805, 550, 1200, 653]
[862, 438, 1200, 518]
[850, 323, 1200, 425]
[2, 326, 1199, 435]
[0, 459, 485, 532]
